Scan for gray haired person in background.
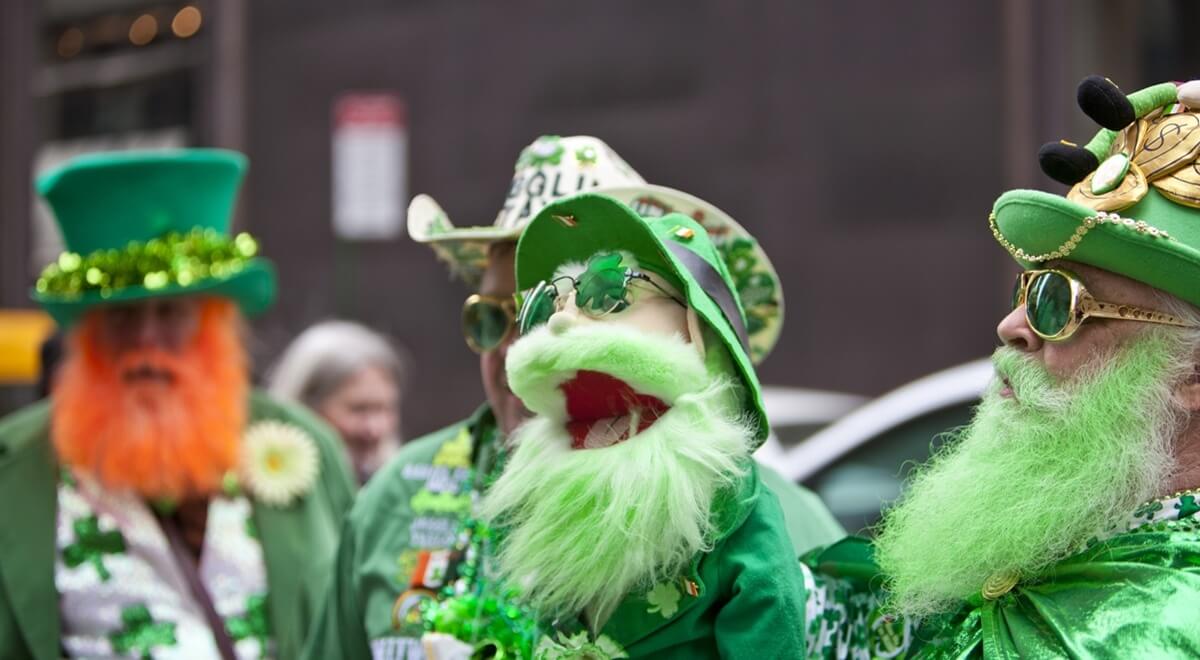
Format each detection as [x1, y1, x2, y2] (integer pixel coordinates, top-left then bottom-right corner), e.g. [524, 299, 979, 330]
[269, 320, 408, 484]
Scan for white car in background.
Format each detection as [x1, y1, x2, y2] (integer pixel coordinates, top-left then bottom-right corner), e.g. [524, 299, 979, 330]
[757, 359, 994, 534]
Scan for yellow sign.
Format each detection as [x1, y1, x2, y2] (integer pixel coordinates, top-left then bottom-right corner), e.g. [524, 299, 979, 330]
[0, 310, 55, 384]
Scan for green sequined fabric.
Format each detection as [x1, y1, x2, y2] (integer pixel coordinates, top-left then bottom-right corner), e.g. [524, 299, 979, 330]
[36, 228, 259, 299]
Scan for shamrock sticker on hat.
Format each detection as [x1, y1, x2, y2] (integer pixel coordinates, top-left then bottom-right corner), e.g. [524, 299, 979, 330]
[517, 135, 565, 169]
[576, 145, 599, 166]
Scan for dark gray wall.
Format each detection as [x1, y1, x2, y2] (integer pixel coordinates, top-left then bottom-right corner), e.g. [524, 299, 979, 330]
[6, 2, 1198, 430]
[244, 1, 1021, 438]
[241, 1, 1190, 439]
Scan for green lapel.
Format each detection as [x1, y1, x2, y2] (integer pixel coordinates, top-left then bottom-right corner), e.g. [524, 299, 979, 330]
[596, 465, 761, 650]
[254, 495, 340, 659]
[0, 401, 60, 660]
[248, 392, 352, 659]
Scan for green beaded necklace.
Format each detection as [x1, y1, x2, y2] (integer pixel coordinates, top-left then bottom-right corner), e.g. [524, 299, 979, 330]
[419, 441, 543, 658]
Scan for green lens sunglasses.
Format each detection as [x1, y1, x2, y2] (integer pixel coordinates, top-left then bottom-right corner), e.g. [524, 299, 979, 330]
[462, 294, 517, 353]
[516, 252, 685, 336]
[1012, 268, 1196, 341]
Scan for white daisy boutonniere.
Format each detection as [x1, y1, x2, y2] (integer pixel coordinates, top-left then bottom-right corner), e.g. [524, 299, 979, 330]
[240, 420, 320, 507]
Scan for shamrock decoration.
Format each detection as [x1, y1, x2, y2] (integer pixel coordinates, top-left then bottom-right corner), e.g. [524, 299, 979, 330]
[109, 604, 177, 659]
[575, 146, 599, 166]
[518, 135, 565, 168]
[1134, 499, 1165, 521]
[535, 631, 628, 659]
[645, 582, 681, 619]
[720, 238, 758, 280]
[576, 253, 630, 314]
[63, 515, 126, 582]
[1176, 494, 1200, 520]
[717, 238, 778, 358]
[226, 594, 271, 655]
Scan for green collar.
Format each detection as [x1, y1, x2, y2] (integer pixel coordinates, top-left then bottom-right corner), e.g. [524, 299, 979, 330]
[467, 404, 502, 492]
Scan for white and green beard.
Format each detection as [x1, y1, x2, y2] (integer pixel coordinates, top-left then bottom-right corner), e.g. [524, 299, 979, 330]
[874, 333, 1188, 619]
[478, 323, 753, 626]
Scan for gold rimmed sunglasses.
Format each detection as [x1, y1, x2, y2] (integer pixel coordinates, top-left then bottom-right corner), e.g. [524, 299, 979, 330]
[1012, 268, 1196, 341]
[462, 294, 517, 353]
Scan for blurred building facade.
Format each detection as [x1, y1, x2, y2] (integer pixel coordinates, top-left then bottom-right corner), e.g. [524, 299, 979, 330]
[2, 0, 1198, 434]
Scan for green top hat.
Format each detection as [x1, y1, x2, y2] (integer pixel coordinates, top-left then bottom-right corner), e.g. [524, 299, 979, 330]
[993, 76, 1200, 308]
[516, 193, 769, 441]
[32, 149, 276, 327]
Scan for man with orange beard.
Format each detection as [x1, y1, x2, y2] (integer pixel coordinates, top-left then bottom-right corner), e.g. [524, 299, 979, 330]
[0, 150, 355, 659]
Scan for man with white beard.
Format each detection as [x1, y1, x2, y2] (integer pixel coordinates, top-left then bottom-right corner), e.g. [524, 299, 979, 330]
[802, 76, 1200, 658]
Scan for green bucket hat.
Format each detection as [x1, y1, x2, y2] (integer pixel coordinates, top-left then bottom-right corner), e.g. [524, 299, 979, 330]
[515, 193, 770, 441]
[992, 76, 1200, 308]
[32, 149, 276, 327]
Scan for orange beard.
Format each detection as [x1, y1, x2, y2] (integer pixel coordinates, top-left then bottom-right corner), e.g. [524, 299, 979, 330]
[52, 299, 248, 501]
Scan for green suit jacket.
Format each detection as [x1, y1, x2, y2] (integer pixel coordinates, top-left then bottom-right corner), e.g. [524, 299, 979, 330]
[304, 405, 844, 658]
[0, 390, 357, 660]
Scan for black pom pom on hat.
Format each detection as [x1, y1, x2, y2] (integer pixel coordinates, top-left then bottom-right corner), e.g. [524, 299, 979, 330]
[1077, 75, 1135, 130]
[1037, 141, 1099, 185]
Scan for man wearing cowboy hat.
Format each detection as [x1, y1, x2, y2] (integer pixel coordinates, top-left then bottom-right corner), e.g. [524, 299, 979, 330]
[802, 76, 1200, 658]
[304, 135, 842, 658]
[0, 150, 355, 659]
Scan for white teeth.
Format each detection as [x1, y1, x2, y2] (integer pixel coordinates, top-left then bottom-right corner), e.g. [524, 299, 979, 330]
[583, 416, 631, 449]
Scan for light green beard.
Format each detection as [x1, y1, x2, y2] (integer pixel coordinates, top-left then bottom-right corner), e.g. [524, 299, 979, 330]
[875, 334, 1185, 619]
[480, 325, 752, 625]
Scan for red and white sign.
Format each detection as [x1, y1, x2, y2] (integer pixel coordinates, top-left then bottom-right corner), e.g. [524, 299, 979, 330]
[332, 93, 408, 240]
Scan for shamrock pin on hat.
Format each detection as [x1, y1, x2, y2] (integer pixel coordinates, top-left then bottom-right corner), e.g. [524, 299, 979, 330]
[515, 193, 775, 441]
[992, 76, 1200, 308]
[32, 149, 276, 327]
[406, 135, 647, 286]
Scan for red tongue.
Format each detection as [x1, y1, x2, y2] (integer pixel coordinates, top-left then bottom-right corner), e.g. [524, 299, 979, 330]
[560, 370, 669, 449]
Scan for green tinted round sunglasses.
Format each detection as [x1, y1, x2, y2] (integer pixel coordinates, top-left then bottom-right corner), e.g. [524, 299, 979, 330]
[1012, 268, 1196, 341]
[462, 294, 517, 353]
[516, 252, 684, 336]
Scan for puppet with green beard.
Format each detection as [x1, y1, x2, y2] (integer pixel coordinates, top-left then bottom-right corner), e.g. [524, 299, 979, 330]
[800, 76, 1200, 659]
[423, 193, 807, 658]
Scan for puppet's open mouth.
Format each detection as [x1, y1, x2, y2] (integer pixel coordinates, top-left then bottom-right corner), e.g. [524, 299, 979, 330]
[560, 370, 671, 449]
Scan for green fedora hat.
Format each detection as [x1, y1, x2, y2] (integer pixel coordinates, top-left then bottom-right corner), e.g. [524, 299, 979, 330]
[993, 76, 1200, 308]
[516, 193, 770, 441]
[32, 149, 276, 327]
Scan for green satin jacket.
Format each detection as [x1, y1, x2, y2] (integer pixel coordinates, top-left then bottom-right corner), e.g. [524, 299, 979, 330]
[0, 391, 357, 660]
[801, 492, 1200, 659]
[303, 404, 845, 659]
